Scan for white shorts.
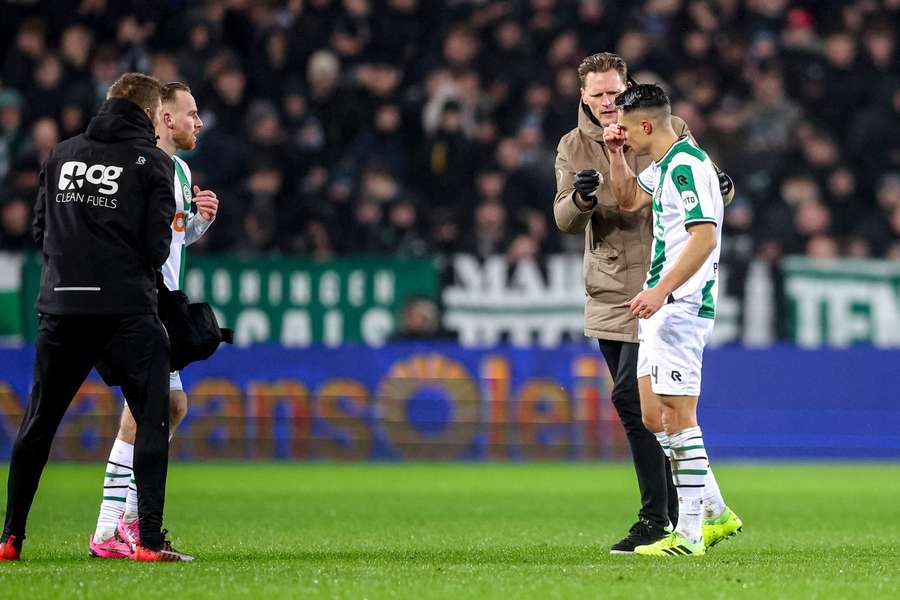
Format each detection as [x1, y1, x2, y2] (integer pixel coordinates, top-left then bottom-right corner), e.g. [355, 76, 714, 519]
[637, 300, 714, 396]
[169, 371, 183, 391]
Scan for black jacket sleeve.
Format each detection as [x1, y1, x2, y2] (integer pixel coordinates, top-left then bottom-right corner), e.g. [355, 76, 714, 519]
[33, 164, 47, 247]
[143, 151, 176, 269]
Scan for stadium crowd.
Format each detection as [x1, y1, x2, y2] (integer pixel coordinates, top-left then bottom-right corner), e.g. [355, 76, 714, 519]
[1, 0, 899, 262]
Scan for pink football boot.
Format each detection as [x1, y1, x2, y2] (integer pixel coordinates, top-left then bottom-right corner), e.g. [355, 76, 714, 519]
[117, 516, 140, 548]
[88, 532, 133, 559]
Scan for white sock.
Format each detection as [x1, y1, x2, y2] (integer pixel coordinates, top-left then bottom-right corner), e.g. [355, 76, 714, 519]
[653, 431, 671, 459]
[669, 426, 709, 544]
[93, 438, 133, 543]
[124, 476, 139, 522]
[703, 466, 726, 519]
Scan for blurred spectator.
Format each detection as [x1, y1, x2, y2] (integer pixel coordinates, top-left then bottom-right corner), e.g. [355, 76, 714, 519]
[59, 24, 93, 86]
[420, 100, 476, 207]
[207, 64, 249, 135]
[26, 53, 65, 122]
[149, 52, 180, 85]
[249, 27, 294, 99]
[848, 81, 900, 184]
[742, 66, 801, 175]
[794, 199, 833, 254]
[234, 161, 287, 253]
[2, 17, 46, 91]
[0, 91, 26, 182]
[465, 199, 508, 258]
[177, 18, 219, 86]
[0, 193, 33, 251]
[331, 0, 372, 62]
[390, 296, 451, 341]
[856, 173, 900, 254]
[115, 14, 153, 74]
[862, 18, 897, 78]
[806, 234, 840, 258]
[90, 44, 123, 107]
[383, 198, 429, 257]
[345, 102, 409, 181]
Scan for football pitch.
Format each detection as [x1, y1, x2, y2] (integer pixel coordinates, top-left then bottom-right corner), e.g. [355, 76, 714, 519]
[1, 463, 898, 599]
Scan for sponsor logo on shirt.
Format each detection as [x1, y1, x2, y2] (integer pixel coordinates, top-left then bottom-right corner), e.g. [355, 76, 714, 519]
[681, 190, 698, 210]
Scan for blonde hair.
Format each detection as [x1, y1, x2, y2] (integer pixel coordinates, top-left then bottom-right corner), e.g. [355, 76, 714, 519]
[577, 52, 628, 88]
[161, 81, 192, 105]
[106, 72, 163, 109]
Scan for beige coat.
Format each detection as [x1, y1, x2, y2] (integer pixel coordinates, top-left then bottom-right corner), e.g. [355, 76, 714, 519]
[553, 103, 690, 343]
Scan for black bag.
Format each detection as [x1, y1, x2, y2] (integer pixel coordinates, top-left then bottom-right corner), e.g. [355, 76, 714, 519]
[96, 276, 232, 386]
[158, 285, 233, 372]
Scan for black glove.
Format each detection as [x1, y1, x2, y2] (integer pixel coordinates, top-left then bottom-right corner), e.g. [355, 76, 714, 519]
[716, 167, 735, 206]
[575, 169, 601, 203]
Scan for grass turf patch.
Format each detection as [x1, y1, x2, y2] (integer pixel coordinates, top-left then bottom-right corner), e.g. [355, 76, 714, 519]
[1, 463, 899, 599]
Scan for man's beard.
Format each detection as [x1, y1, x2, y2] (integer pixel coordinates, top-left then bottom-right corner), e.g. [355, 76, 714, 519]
[173, 129, 196, 151]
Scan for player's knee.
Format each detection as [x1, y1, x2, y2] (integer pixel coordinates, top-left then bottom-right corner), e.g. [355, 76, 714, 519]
[642, 412, 663, 433]
[118, 410, 138, 443]
[169, 391, 188, 427]
[661, 406, 695, 434]
[170, 399, 187, 424]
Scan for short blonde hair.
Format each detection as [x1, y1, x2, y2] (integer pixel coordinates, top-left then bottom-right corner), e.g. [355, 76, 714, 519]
[106, 72, 163, 109]
[161, 81, 192, 105]
[577, 52, 628, 88]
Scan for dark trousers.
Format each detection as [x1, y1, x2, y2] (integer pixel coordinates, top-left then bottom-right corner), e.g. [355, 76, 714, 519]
[598, 340, 678, 528]
[3, 313, 170, 549]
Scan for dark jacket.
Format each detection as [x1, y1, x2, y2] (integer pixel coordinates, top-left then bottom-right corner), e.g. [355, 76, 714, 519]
[33, 97, 176, 315]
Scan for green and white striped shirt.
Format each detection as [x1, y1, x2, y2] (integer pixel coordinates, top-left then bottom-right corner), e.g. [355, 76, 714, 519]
[637, 137, 723, 319]
[161, 155, 212, 291]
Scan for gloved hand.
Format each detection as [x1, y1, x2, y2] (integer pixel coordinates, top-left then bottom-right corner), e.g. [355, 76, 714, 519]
[716, 166, 735, 206]
[575, 169, 601, 203]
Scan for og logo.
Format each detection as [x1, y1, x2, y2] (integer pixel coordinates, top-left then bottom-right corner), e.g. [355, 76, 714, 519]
[58, 161, 123, 195]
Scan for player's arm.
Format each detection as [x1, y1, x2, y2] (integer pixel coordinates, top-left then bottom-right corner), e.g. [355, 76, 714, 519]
[604, 125, 651, 212]
[656, 223, 716, 292]
[630, 223, 717, 319]
[185, 185, 218, 245]
[553, 138, 596, 234]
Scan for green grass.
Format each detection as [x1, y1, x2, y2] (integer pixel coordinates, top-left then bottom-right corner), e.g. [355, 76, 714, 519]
[1, 463, 899, 599]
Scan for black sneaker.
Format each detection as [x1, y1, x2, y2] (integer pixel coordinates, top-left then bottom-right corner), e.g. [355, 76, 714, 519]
[610, 518, 668, 554]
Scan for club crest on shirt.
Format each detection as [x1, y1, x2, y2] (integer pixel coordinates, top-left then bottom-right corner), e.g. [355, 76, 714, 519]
[172, 211, 186, 233]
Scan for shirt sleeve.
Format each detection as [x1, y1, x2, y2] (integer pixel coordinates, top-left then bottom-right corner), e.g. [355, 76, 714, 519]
[670, 162, 717, 226]
[637, 165, 658, 196]
[184, 211, 213, 245]
[552, 136, 594, 234]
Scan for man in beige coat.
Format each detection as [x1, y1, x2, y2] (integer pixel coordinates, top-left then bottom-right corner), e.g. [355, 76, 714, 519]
[553, 53, 735, 554]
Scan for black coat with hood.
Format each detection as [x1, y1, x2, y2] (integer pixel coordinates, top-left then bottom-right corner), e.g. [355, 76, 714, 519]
[33, 97, 176, 315]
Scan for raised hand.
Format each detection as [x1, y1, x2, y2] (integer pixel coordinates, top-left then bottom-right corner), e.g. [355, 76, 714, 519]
[192, 185, 218, 221]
